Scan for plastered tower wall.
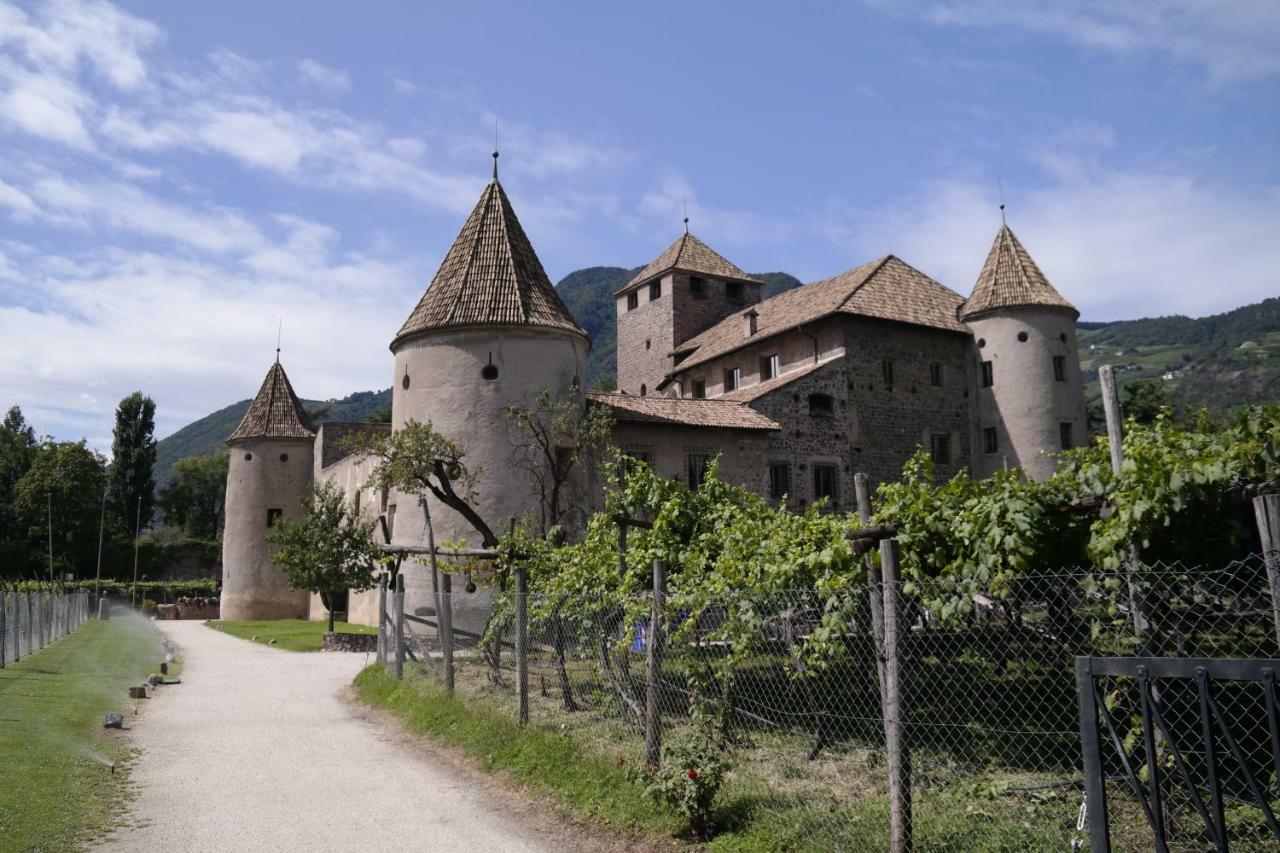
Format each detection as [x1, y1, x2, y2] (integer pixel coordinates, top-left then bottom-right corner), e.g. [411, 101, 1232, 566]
[390, 326, 587, 631]
[968, 306, 1086, 480]
[220, 436, 313, 620]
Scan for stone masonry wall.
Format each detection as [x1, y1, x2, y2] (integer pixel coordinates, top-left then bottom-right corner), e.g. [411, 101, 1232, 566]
[616, 272, 675, 395]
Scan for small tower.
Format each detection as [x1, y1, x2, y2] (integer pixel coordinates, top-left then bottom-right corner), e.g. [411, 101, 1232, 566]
[615, 231, 761, 396]
[388, 154, 589, 621]
[220, 360, 315, 620]
[961, 225, 1087, 481]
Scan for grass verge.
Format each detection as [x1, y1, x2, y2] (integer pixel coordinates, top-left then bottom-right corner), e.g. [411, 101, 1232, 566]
[0, 614, 165, 849]
[206, 618, 375, 652]
[352, 665, 683, 839]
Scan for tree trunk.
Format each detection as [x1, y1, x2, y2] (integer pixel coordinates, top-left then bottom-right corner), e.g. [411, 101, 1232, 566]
[328, 607, 335, 634]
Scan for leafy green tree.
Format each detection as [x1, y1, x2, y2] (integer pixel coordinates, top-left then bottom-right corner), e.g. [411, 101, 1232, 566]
[109, 391, 157, 539]
[159, 452, 229, 539]
[13, 441, 108, 579]
[1122, 379, 1169, 424]
[0, 405, 39, 545]
[266, 481, 382, 632]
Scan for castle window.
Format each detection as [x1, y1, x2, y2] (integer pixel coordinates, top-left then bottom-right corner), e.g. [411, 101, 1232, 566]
[808, 393, 835, 418]
[626, 291, 639, 310]
[744, 310, 758, 337]
[978, 338, 987, 349]
[983, 427, 998, 455]
[649, 280, 661, 301]
[640, 384, 647, 397]
[1060, 332, 1068, 343]
[881, 359, 895, 386]
[760, 353, 779, 380]
[687, 452, 712, 489]
[981, 360, 994, 388]
[691, 379, 706, 399]
[402, 373, 410, 390]
[1053, 355, 1066, 382]
[689, 277, 706, 298]
[723, 367, 740, 392]
[726, 281, 744, 302]
[266, 508, 283, 528]
[279, 453, 289, 462]
[812, 464, 837, 504]
[768, 463, 790, 501]
[482, 363, 499, 381]
[929, 433, 952, 466]
[645, 338, 651, 350]
[243, 452, 253, 461]
[1060, 422, 1074, 450]
[1017, 331, 1029, 342]
[929, 363, 943, 386]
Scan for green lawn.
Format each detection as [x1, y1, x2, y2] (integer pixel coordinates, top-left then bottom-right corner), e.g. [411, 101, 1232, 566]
[207, 619, 376, 652]
[0, 614, 166, 850]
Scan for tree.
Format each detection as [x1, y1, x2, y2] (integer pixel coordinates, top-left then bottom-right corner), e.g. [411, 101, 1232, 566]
[0, 405, 39, 544]
[1122, 379, 1169, 425]
[159, 452, 229, 539]
[13, 441, 108, 579]
[504, 390, 613, 538]
[266, 482, 382, 632]
[109, 392, 157, 539]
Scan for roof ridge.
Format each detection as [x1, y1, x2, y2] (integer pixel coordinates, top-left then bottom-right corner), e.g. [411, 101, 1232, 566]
[833, 255, 893, 312]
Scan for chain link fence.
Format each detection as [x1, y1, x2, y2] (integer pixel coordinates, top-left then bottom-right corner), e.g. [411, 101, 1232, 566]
[0, 586, 94, 667]
[381, 554, 1280, 850]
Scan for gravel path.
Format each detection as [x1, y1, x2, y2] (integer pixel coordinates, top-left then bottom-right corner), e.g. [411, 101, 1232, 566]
[98, 621, 564, 852]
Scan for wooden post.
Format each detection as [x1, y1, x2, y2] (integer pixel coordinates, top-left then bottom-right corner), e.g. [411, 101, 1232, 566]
[516, 564, 529, 725]
[880, 538, 912, 853]
[1099, 364, 1153, 649]
[441, 570, 455, 693]
[854, 473, 888, 709]
[376, 573, 388, 665]
[644, 558, 666, 770]
[1, 587, 6, 669]
[1254, 494, 1280, 647]
[393, 572, 405, 681]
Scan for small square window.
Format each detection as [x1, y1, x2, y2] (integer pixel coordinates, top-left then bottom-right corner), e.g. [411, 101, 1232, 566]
[808, 393, 835, 418]
[266, 508, 283, 527]
[724, 367, 740, 392]
[726, 281, 744, 301]
[1060, 422, 1074, 450]
[689, 277, 706, 297]
[649, 280, 661, 301]
[768, 463, 790, 501]
[626, 291, 638, 310]
[812, 464, 838, 504]
[983, 427, 998, 455]
[929, 433, 951, 466]
[687, 453, 711, 489]
[760, 354, 779, 380]
[691, 379, 706, 399]
[981, 360, 994, 388]
[930, 363, 943, 386]
[1053, 355, 1066, 382]
[882, 359, 895, 386]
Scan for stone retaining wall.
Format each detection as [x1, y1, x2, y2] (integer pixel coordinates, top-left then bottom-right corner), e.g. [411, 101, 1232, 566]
[323, 631, 378, 652]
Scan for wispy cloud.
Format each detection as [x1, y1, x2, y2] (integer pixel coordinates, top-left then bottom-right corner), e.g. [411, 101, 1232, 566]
[297, 58, 349, 92]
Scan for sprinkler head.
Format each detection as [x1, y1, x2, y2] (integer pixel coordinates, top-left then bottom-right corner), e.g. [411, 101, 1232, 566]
[110, 763, 115, 774]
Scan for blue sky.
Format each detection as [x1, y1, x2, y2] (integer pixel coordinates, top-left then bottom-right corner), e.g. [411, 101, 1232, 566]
[1, 0, 1277, 450]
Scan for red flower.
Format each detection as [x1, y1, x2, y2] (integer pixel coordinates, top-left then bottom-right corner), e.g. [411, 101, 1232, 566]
[687, 769, 698, 780]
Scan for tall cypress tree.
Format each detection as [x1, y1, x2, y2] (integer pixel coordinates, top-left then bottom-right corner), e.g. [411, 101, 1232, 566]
[109, 392, 157, 539]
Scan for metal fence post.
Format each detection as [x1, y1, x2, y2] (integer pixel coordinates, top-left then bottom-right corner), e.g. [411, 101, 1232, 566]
[0, 587, 6, 669]
[644, 558, 666, 770]
[376, 573, 388, 666]
[393, 572, 405, 681]
[880, 539, 912, 853]
[441, 570, 455, 693]
[1253, 494, 1280, 647]
[516, 564, 528, 725]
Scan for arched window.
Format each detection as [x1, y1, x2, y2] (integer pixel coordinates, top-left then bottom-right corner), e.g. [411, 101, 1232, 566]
[640, 384, 647, 397]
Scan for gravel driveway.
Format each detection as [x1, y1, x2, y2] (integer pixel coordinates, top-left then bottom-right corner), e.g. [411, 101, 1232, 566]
[98, 621, 564, 852]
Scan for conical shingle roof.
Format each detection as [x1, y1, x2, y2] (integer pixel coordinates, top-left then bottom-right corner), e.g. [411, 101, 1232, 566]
[392, 179, 587, 348]
[227, 361, 315, 443]
[618, 231, 760, 295]
[960, 225, 1076, 320]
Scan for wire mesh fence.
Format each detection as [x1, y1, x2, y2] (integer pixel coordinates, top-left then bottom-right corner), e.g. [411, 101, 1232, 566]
[0, 586, 94, 667]
[383, 553, 1280, 850]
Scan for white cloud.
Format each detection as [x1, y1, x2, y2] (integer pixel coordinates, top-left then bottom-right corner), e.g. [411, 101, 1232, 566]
[297, 58, 350, 92]
[899, 0, 1280, 82]
[637, 170, 795, 251]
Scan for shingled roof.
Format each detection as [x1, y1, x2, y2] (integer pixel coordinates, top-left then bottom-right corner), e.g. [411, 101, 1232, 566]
[589, 392, 779, 431]
[960, 225, 1076, 320]
[392, 177, 587, 348]
[227, 361, 315, 443]
[670, 256, 965, 374]
[618, 231, 761, 295]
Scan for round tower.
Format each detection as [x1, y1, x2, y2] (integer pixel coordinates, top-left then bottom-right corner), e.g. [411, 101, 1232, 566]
[962, 225, 1087, 481]
[388, 156, 589, 627]
[220, 360, 315, 620]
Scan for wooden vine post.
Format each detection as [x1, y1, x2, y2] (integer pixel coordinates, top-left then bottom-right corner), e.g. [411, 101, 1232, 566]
[516, 563, 529, 726]
[376, 573, 388, 666]
[854, 473, 888, 709]
[393, 572, 405, 681]
[880, 538, 912, 853]
[644, 558, 666, 770]
[1254, 493, 1280, 646]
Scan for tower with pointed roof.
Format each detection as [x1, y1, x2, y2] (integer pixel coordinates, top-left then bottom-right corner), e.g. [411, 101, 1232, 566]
[219, 359, 316, 620]
[615, 230, 763, 396]
[388, 154, 589, 617]
[961, 225, 1087, 481]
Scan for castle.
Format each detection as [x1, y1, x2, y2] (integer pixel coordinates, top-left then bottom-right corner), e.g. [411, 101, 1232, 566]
[219, 157, 1086, 625]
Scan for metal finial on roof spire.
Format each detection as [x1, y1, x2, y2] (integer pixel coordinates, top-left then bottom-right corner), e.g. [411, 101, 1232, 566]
[683, 195, 689, 233]
[998, 175, 1007, 227]
[492, 119, 499, 181]
[275, 319, 282, 363]
[1000, 203, 1006, 227]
